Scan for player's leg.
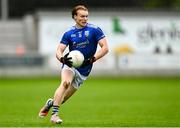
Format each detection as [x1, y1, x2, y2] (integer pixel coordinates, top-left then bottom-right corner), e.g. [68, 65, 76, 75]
[51, 68, 74, 124]
[61, 69, 87, 104]
[61, 83, 77, 104]
[53, 68, 74, 111]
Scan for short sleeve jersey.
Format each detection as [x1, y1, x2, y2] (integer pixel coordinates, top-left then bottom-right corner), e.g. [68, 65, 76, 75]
[60, 23, 105, 76]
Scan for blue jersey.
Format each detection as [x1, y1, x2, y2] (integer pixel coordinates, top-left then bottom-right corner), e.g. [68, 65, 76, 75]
[60, 23, 105, 76]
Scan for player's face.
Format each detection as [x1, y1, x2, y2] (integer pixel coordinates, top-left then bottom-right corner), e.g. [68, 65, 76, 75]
[74, 10, 88, 28]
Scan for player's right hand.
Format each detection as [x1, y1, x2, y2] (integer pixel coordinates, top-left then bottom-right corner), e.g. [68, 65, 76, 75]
[60, 53, 73, 67]
[82, 56, 96, 66]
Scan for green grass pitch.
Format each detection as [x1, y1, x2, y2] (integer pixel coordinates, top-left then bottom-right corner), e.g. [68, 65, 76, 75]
[0, 76, 180, 127]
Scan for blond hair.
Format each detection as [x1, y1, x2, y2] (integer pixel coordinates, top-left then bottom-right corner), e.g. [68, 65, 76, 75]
[71, 5, 88, 19]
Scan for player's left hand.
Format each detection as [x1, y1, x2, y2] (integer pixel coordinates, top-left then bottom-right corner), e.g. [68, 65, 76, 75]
[82, 56, 96, 66]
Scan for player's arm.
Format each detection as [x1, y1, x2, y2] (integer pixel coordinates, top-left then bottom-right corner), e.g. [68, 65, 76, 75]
[56, 43, 73, 67]
[82, 37, 108, 66]
[94, 37, 109, 61]
[56, 43, 67, 61]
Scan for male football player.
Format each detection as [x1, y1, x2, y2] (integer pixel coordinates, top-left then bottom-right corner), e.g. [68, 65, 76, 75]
[39, 4, 109, 124]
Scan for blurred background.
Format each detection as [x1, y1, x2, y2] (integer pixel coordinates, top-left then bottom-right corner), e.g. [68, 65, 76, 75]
[0, 0, 180, 77]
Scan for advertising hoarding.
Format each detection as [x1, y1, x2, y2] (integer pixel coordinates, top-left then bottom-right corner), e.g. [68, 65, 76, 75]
[38, 12, 180, 72]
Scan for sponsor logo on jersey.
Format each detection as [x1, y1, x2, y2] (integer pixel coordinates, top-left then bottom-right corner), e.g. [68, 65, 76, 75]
[73, 40, 89, 48]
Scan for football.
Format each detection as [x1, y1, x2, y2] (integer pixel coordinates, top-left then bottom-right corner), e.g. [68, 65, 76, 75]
[68, 50, 84, 68]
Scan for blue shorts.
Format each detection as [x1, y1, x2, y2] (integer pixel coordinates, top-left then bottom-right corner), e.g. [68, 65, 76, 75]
[62, 65, 87, 89]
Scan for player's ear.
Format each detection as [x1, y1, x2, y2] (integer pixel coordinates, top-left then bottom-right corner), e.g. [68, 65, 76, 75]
[74, 15, 77, 20]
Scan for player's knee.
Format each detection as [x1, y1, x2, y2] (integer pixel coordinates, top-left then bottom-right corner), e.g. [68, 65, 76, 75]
[61, 80, 71, 89]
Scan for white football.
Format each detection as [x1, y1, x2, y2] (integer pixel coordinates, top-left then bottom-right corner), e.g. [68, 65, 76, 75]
[68, 50, 84, 68]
